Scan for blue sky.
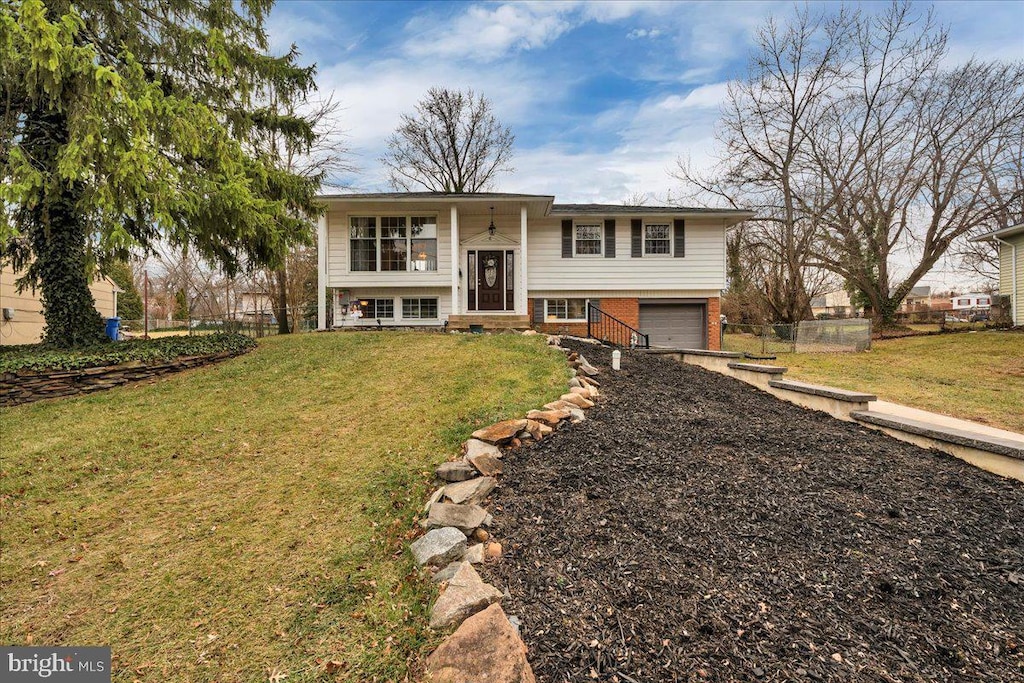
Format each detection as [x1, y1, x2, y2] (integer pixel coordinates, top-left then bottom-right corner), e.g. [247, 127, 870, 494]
[268, 0, 1023, 208]
[266, 1, 1023, 201]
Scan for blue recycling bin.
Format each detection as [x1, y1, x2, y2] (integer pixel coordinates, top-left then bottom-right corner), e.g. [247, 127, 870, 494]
[105, 317, 121, 341]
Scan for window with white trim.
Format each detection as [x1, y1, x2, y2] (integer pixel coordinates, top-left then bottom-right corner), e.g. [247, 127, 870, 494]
[362, 298, 394, 319]
[402, 298, 438, 319]
[574, 223, 602, 256]
[644, 223, 671, 255]
[545, 298, 589, 322]
[350, 215, 438, 272]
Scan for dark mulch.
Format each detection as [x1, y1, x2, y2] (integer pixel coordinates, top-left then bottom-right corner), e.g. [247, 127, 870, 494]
[483, 341, 1024, 683]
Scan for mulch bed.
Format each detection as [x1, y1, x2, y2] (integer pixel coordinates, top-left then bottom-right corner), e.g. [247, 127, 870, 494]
[483, 340, 1023, 683]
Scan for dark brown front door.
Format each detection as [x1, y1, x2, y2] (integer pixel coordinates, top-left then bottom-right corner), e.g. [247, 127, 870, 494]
[477, 251, 504, 311]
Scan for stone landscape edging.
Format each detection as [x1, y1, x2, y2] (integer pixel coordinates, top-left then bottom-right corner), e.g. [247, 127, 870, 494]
[0, 349, 249, 407]
[410, 333, 602, 682]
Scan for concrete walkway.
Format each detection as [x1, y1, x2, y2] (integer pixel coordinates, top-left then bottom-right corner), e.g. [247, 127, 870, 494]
[871, 400, 1024, 446]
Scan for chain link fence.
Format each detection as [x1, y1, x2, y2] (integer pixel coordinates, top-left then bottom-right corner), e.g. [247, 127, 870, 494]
[723, 319, 872, 356]
[121, 307, 315, 339]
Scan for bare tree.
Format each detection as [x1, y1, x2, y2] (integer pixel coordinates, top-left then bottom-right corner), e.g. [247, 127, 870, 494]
[802, 4, 1024, 326]
[622, 190, 651, 206]
[257, 94, 352, 333]
[683, 2, 1024, 327]
[674, 6, 847, 323]
[381, 88, 515, 193]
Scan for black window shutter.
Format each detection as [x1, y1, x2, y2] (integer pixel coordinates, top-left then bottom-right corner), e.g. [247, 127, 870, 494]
[561, 220, 573, 258]
[532, 298, 544, 323]
[631, 219, 642, 257]
[673, 219, 685, 257]
[603, 219, 616, 258]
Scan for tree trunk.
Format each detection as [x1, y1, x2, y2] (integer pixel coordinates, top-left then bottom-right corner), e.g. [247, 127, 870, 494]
[274, 266, 290, 334]
[22, 107, 105, 347]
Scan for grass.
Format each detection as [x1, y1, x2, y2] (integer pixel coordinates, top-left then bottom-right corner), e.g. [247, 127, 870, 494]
[0, 331, 569, 682]
[767, 331, 1024, 433]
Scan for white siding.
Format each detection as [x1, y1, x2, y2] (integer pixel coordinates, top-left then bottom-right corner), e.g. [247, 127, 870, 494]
[527, 217, 726, 292]
[331, 287, 450, 327]
[326, 202, 452, 288]
[1001, 235, 1024, 325]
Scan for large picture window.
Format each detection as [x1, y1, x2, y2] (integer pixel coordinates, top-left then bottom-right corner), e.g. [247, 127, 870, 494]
[574, 223, 602, 255]
[545, 298, 588, 321]
[350, 215, 438, 272]
[410, 217, 438, 271]
[644, 223, 671, 255]
[403, 298, 438, 319]
[350, 217, 377, 271]
[380, 217, 408, 271]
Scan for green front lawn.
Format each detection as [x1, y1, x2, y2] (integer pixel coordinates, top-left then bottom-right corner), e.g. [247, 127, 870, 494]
[0, 332, 568, 682]
[772, 331, 1024, 433]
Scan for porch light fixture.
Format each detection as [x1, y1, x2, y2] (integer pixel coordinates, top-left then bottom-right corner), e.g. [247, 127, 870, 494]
[488, 206, 496, 239]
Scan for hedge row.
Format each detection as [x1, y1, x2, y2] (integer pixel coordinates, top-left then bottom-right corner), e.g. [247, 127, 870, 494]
[0, 334, 257, 374]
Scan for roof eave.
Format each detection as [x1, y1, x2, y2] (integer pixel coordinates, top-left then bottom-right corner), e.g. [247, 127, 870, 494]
[970, 223, 1024, 242]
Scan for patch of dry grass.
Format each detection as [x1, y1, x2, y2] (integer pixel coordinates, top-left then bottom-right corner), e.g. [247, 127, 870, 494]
[0, 331, 568, 682]
[771, 331, 1024, 433]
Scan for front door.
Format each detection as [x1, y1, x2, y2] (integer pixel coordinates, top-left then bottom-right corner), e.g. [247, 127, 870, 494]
[477, 250, 504, 311]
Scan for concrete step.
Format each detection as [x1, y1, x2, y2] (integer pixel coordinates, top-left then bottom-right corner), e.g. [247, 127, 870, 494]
[448, 315, 531, 330]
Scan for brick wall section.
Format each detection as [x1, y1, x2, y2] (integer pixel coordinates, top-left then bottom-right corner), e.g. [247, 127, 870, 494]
[529, 298, 640, 337]
[707, 297, 721, 351]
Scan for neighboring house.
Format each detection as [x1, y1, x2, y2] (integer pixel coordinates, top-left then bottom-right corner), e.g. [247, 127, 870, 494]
[0, 264, 121, 345]
[972, 224, 1023, 326]
[901, 285, 931, 311]
[950, 293, 992, 312]
[237, 289, 273, 317]
[315, 192, 752, 349]
[809, 289, 860, 318]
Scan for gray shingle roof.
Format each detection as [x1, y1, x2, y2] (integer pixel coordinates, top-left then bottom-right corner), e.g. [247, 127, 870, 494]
[551, 204, 749, 215]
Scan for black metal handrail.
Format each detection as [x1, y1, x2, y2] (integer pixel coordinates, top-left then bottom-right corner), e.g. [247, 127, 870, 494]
[586, 303, 649, 348]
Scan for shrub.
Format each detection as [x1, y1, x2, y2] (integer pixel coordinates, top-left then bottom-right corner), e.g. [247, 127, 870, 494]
[0, 334, 256, 374]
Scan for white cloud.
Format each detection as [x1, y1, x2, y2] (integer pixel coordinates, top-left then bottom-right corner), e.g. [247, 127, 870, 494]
[403, 3, 575, 62]
[626, 27, 662, 40]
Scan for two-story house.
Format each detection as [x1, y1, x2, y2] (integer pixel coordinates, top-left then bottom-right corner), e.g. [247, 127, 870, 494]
[315, 192, 752, 349]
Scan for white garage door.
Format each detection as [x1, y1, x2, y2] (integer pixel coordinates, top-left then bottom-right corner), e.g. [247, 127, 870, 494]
[639, 303, 705, 349]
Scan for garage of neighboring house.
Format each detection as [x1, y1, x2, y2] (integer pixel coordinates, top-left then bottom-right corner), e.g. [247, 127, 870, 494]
[639, 300, 706, 349]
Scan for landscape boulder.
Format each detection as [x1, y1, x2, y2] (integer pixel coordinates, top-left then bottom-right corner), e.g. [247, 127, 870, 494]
[429, 562, 503, 629]
[428, 503, 490, 534]
[444, 476, 497, 505]
[559, 393, 595, 409]
[411, 527, 468, 567]
[471, 419, 528, 445]
[466, 451, 503, 476]
[526, 408, 571, 426]
[436, 461, 478, 482]
[426, 603, 536, 683]
[464, 438, 501, 460]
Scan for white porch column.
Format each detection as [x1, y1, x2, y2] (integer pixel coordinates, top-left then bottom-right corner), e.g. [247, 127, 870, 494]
[518, 205, 528, 316]
[317, 212, 328, 330]
[450, 205, 460, 315]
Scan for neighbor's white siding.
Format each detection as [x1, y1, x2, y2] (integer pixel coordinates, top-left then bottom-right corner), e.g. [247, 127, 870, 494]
[1000, 234, 1024, 325]
[325, 202, 452, 288]
[527, 217, 726, 292]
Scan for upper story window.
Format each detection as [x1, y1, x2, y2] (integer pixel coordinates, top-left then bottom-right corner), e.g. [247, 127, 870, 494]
[644, 223, 671, 255]
[350, 217, 377, 272]
[350, 215, 438, 272]
[574, 223, 603, 256]
[956, 298, 970, 306]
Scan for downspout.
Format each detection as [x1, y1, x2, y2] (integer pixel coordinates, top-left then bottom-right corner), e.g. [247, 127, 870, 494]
[995, 236, 1018, 326]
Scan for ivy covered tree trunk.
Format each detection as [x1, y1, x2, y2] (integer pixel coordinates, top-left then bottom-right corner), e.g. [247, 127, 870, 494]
[22, 107, 104, 347]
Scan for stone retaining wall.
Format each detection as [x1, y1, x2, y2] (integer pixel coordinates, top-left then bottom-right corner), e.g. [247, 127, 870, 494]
[1, 350, 248, 407]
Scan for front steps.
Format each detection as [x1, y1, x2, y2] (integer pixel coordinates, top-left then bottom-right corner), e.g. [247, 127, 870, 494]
[447, 314, 532, 331]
